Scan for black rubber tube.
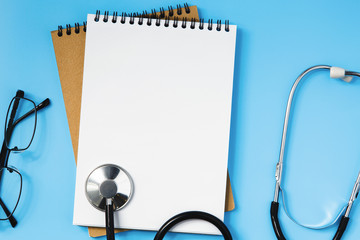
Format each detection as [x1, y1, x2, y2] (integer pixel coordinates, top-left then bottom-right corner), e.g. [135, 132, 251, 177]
[153, 211, 232, 240]
[105, 201, 115, 240]
[271, 201, 286, 240]
[333, 216, 349, 240]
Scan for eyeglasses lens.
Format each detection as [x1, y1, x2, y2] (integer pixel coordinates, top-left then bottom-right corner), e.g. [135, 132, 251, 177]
[0, 167, 21, 220]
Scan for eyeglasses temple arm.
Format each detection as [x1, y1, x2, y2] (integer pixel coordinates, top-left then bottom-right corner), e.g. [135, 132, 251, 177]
[7, 91, 24, 125]
[0, 197, 17, 227]
[1, 91, 24, 166]
[12, 98, 50, 127]
[5, 91, 24, 137]
[0, 144, 8, 167]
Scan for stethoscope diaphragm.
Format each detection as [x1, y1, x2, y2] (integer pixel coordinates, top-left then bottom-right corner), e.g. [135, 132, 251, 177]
[85, 164, 134, 240]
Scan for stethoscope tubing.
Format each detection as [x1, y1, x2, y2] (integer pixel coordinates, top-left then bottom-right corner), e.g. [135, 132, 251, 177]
[104, 210, 232, 240]
[105, 199, 115, 240]
[154, 211, 232, 240]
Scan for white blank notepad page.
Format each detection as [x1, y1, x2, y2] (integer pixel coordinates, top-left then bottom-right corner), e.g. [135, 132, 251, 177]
[73, 14, 237, 235]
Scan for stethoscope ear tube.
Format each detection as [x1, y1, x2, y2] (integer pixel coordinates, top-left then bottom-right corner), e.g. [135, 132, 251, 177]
[153, 211, 232, 240]
[270, 201, 286, 240]
[333, 216, 349, 240]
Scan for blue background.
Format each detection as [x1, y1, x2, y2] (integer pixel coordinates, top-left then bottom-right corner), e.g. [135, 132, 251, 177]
[1, 0, 360, 239]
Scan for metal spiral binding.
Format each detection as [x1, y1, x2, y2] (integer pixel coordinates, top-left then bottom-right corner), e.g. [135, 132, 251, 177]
[156, 16, 161, 26]
[182, 17, 187, 28]
[95, 3, 190, 22]
[57, 3, 231, 37]
[121, 12, 126, 23]
[66, 24, 71, 35]
[95, 10, 100, 22]
[75, 23, 80, 33]
[184, 3, 190, 13]
[225, 20, 230, 32]
[216, 20, 221, 31]
[176, 4, 182, 15]
[190, 18, 196, 29]
[199, 19, 204, 30]
[103, 11, 109, 22]
[173, 17, 179, 28]
[129, 13, 135, 24]
[164, 16, 170, 27]
[168, 6, 174, 17]
[208, 19, 213, 31]
[57, 21, 87, 37]
[57, 26, 63, 37]
[112, 12, 118, 23]
[151, 9, 157, 18]
[93, 11, 230, 32]
[138, 15, 144, 25]
[160, 7, 165, 18]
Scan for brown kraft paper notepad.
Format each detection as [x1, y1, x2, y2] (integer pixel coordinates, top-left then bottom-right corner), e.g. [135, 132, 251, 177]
[51, 4, 235, 237]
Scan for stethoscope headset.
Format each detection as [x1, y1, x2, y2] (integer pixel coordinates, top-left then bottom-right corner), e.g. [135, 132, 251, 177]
[85, 164, 233, 240]
[271, 65, 360, 240]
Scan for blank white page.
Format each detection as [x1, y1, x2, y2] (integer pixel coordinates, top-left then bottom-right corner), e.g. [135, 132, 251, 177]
[73, 14, 237, 235]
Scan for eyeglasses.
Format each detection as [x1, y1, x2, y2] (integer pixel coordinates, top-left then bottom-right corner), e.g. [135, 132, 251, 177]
[0, 90, 50, 227]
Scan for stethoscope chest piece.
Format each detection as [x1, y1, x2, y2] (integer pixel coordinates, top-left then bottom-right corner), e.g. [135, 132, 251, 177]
[85, 164, 134, 211]
[85, 164, 133, 240]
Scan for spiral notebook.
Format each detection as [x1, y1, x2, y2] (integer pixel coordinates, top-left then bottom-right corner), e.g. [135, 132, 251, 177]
[73, 11, 237, 235]
[51, 4, 234, 237]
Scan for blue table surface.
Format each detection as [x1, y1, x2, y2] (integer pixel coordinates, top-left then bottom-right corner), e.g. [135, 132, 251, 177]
[1, 0, 360, 239]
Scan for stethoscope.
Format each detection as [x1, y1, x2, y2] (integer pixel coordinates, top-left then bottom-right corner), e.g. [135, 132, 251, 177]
[85, 164, 233, 240]
[271, 65, 360, 240]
